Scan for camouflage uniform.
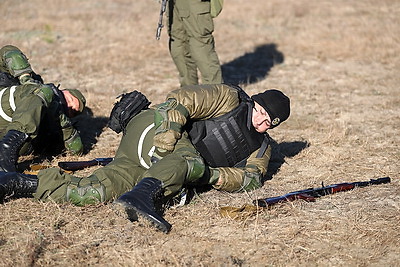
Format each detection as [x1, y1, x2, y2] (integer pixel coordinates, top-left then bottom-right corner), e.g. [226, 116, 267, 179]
[168, 0, 223, 86]
[34, 84, 271, 206]
[0, 45, 84, 156]
[0, 83, 83, 155]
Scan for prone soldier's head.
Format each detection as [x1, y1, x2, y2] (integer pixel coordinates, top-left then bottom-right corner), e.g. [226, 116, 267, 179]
[251, 89, 290, 133]
[61, 89, 86, 117]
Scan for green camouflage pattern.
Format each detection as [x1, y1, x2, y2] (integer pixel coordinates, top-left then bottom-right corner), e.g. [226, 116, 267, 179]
[33, 84, 54, 107]
[64, 130, 83, 155]
[67, 184, 105, 206]
[0, 45, 32, 77]
[33, 85, 271, 205]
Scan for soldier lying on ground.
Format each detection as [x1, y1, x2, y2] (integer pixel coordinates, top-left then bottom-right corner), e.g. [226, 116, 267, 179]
[0, 45, 86, 172]
[0, 83, 290, 233]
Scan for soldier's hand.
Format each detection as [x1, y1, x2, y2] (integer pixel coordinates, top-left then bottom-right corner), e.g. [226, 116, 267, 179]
[152, 98, 188, 152]
[153, 129, 181, 152]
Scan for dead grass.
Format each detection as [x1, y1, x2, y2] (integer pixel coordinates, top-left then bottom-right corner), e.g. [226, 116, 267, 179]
[0, 0, 399, 266]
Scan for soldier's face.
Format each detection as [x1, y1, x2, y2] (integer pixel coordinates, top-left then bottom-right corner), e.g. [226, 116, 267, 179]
[62, 90, 80, 117]
[252, 102, 271, 133]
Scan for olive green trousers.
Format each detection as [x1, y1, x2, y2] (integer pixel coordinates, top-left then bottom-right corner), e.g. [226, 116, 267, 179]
[168, 0, 223, 86]
[33, 110, 207, 204]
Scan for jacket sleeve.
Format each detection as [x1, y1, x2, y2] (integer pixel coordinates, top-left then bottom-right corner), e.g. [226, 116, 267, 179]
[212, 145, 271, 192]
[152, 84, 240, 151]
[165, 84, 240, 121]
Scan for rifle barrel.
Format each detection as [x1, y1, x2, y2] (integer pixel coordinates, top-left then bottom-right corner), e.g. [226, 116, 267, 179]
[254, 177, 391, 208]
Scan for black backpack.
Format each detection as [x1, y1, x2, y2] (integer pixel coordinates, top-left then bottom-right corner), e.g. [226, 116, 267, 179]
[108, 90, 151, 134]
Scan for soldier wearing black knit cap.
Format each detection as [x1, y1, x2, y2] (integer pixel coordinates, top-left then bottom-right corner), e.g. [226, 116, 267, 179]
[251, 89, 291, 131]
[0, 84, 290, 233]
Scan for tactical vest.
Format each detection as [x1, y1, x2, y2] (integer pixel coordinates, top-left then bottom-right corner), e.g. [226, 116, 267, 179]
[186, 87, 269, 168]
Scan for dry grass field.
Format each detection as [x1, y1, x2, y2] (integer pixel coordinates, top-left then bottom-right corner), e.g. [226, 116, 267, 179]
[1, 0, 399, 266]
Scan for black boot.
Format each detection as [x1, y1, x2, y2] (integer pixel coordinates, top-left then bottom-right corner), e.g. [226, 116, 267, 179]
[0, 171, 38, 202]
[113, 177, 172, 233]
[0, 130, 28, 172]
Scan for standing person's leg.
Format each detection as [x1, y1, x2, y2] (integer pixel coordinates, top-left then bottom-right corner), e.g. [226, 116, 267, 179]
[168, 0, 199, 86]
[183, 0, 222, 84]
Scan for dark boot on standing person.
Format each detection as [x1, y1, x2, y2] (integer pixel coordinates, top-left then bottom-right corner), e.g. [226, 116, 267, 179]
[0, 130, 29, 172]
[0, 171, 38, 202]
[113, 177, 172, 233]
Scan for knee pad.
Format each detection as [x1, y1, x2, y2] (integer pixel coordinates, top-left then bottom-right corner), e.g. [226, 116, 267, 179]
[66, 176, 106, 206]
[185, 155, 206, 182]
[4, 50, 32, 77]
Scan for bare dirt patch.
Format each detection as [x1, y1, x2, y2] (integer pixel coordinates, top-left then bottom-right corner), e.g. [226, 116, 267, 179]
[0, 0, 399, 266]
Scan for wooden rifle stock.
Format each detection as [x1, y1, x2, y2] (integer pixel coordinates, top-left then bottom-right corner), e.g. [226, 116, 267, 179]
[254, 177, 391, 208]
[58, 157, 113, 171]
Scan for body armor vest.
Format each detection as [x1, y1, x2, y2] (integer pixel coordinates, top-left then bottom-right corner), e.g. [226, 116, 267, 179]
[186, 87, 269, 168]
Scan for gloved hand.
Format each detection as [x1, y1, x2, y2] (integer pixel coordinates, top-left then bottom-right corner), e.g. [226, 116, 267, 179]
[153, 129, 181, 152]
[212, 168, 262, 192]
[65, 132, 83, 156]
[153, 98, 188, 152]
[241, 170, 262, 191]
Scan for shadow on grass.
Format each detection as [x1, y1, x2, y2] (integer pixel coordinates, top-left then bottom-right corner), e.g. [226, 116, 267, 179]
[222, 43, 284, 85]
[18, 107, 109, 170]
[73, 107, 109, 154]
[263, 139, 310, 182]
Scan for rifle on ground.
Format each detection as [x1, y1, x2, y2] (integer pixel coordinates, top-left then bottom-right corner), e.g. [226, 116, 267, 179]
[254, 177, 391, 208]
[156, 0, 168, 40]
[58, 157, 113, 171]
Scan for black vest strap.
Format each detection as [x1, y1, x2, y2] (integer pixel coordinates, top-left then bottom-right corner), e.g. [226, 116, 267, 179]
[256, 135, 270, 158]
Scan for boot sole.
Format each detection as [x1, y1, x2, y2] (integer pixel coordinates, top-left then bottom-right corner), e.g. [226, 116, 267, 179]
[112, 200, 172, 233]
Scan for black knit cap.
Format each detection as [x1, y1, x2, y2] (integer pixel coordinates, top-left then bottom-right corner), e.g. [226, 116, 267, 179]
[251, 89, 290, 128]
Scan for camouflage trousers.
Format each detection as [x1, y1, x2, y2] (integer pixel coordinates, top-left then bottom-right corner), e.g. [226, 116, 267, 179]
[33, 110, 208, 205]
